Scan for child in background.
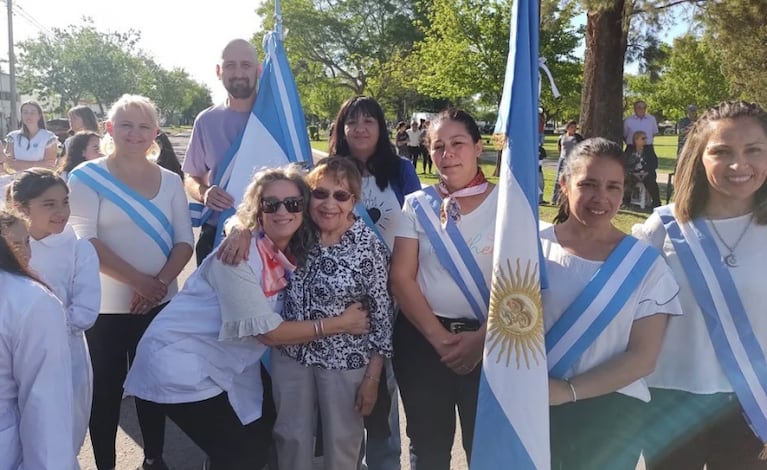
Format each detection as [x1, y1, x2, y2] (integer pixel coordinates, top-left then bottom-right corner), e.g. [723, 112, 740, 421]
[7, 168, 100, 455]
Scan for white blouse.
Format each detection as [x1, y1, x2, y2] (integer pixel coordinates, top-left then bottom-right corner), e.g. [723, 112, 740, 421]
[541, 225, 683, 402]
[0, 272, 76, 470]
[634, 210, 767, 393]
[5, 129, 58, 161]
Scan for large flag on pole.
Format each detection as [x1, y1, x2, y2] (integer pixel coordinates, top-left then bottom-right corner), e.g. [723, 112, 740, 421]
[212, 0, 313, 239]
[470, 0, 550, 468]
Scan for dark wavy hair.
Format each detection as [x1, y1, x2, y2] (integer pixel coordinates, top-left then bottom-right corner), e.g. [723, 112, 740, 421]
[328, 96, 399, 191]
[553, 137, 626, 224]
[155, 132, 183, 180]
[68, 105, 100, 133]
[674, 100, 767, 224]
[6, 168, 68, 210]
[59, 131, 101, 175]
[234, 165, 316, 266]
[0, 210, 47, 286]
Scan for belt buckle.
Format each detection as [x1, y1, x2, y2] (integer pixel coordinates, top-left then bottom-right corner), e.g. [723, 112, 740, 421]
[449, 321, 465, 334]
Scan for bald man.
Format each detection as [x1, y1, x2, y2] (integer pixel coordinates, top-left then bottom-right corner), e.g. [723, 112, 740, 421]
[183, 39, 260, 264]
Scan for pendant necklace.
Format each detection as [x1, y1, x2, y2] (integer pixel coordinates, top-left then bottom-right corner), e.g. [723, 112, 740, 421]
[708, 214, 754, 268]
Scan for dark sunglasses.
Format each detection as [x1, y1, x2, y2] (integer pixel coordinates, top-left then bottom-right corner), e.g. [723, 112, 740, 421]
[311, 188, 353, 202]
[260, 197, 305, 214]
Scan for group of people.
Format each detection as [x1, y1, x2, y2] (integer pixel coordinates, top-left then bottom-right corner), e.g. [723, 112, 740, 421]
[0, 34, 766, 470]
[394, 119, 432, 175]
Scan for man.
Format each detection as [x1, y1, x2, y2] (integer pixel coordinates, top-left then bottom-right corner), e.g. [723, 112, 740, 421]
[677, 104, 698, 156]
[623, 100, 661, 208]
[183, 38, 259, 265]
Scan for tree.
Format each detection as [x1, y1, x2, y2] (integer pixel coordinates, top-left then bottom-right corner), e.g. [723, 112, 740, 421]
[703, 0, 767, 105]
[17, 18, 145, 114]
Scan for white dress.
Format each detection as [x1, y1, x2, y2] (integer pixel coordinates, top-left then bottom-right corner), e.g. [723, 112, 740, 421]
[29, 225, 100, 452]
[540, 225, 683, 401]
[0, 271, 76, 470]
[124, 240, 284, 425]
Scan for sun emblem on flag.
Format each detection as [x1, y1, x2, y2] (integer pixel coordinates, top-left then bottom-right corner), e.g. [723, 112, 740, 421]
[486, 258, 544, 369]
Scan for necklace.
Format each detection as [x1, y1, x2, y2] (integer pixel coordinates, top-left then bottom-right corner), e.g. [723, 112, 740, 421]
[708, 214, 754, 267]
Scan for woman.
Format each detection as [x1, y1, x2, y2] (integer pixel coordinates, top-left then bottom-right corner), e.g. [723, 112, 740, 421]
[552, 120, 583, 204]
[7, 168, 100, 455]
[68, 94, 194, 470]
[125, 166, 370, 469]
[64, 105, 100, 154]
[543, 138, 681, 469]
[390, 108, 496, 469]
[394, 121, 409, 157]
[58, 130, 104, 180]
[634, 101, 767, 469]
[271, 156, 394, 470]
[0, 210, 76, 469]
[2, 101, 59, 172]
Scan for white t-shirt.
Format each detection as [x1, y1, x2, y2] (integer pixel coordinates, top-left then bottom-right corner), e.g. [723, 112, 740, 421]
[0, 272, 76, 470]
[361, 175, 402, 250]
[541, 225, 683, 402]
[5, 129, 58, 161]
[124, 241, 283, 424]
[68, 157, 195, 313]
[634, 209, 767, 393]
[406, 128, 422, 147]
[397, 186, 498, 320]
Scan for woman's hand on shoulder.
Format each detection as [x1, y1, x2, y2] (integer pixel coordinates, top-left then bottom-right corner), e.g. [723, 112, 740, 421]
[217, 224, 251, 265]
[339, 302, 370, 335]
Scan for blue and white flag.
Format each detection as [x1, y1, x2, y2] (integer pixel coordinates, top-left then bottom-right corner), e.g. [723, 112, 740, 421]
[214, 15, 313, 241]
[470, 0, 550, 468]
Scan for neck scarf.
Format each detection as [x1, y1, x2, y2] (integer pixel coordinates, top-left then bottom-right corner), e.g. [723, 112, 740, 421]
[438, 169, 488, 229]
[256, 232, 296, 296]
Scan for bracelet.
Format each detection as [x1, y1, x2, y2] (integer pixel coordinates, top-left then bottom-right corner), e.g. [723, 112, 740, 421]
[565, 379, 577, 403]
[364, 373, 380, 383]
[312, 320, 321, 339]
[318, 319, 326, 338]
[155, 277, 168, 287]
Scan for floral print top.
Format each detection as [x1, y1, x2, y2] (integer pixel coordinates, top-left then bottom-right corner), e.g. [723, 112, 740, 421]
[279, 218, 394, 369]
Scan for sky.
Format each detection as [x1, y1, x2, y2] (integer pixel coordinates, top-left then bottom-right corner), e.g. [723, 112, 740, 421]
[0, 0, 266, 104]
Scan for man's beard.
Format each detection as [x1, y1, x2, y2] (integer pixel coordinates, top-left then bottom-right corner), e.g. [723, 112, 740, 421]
[226, 79, 256, 99]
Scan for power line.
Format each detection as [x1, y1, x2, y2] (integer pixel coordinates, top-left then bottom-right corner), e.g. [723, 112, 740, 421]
[0, 0, 54, 37]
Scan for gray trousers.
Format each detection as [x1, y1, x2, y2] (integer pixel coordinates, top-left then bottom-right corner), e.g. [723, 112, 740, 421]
[272, 350, 366, 470]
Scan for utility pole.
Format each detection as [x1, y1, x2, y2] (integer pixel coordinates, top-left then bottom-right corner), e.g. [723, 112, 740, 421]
[7, 0, 18, 129]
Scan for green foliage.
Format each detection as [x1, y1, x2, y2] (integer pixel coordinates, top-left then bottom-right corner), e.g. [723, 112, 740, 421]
[625, 34, 730, 120]
[17, 18, 212, 119]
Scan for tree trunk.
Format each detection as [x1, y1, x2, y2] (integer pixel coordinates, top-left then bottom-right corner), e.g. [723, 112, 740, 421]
[579, 1, 630, 144]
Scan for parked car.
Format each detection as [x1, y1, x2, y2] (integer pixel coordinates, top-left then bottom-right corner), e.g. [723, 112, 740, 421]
[46, 118, 71, 144]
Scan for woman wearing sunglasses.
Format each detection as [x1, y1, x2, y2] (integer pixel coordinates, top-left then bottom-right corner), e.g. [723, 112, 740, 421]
[124, 166, 370, 470]
[271, 156, 395, 470]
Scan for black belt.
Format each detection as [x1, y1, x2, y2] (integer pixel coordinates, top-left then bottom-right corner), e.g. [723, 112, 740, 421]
[436, 316, 481, 334]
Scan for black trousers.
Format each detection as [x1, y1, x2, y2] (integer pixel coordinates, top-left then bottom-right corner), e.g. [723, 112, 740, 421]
[162, 392, 273, 470]
[392, 314, 480, 470]
[196, 223, 218, 266]
[86, 306, 167, 469]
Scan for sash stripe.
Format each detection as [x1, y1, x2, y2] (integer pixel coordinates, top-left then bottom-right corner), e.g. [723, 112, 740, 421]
[546, 237, 659, 378]
[70, 165, 173, 257]
[658, 206, 767, 442]
[410, 188, 488, 322]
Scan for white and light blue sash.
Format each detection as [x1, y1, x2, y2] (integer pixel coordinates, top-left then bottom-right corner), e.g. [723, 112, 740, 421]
[410, 186, 489, 322]
[657, 205, 767, 445]
[545, 235, 659, 379]
[354, 202, 388, 251]
[188, 127, 243, 227]
[69, 162, 175, 257]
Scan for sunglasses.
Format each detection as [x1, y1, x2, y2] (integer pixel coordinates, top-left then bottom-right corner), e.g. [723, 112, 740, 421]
[311, 188, 353, 202]
[260, 197, 304, 214]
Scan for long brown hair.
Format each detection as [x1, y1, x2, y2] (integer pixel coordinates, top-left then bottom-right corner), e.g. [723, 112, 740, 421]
[674, 100, 767, 223]
[0, 210, 48, 286]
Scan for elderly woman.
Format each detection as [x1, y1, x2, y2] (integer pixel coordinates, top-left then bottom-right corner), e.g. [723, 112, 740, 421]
[270, 156, 394, 470]
[634, 101, 767, 469]
[68, 94, 194, 470]
[2, 101, 59, 172]
[125, 166, 369, 469]
[390, 108, 496, 469]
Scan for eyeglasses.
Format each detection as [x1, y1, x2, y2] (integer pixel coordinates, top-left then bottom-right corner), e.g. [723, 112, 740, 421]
[260, 197, 304, 214]
[311, 188, 353, 202]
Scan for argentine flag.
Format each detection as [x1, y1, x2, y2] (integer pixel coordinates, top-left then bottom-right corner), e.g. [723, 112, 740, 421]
[470, 0, 550, 468]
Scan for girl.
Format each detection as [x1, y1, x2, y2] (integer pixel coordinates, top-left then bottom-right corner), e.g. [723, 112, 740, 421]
[0, 210, 76, 469]
[544, 138, 682, 469]
[2, 101, 59, 172]
[7, 168, 100, 455]
[59, 130, 104, 180]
